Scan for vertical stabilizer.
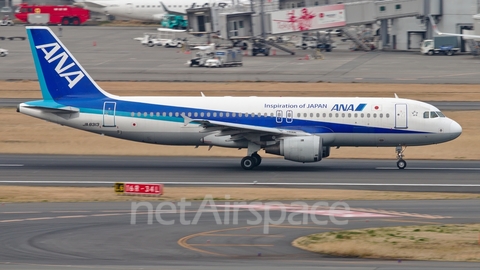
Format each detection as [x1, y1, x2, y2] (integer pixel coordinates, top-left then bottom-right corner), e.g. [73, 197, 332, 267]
[26, 26, 111, 100]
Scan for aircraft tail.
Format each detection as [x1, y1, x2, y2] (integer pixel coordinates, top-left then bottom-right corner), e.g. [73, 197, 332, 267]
[26, 26, 109, 100]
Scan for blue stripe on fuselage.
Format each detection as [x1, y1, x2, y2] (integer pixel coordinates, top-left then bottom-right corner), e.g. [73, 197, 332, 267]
[49, 98, 428, 134]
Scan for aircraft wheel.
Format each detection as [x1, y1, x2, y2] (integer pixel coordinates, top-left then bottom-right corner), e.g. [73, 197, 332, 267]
[241, 156, 256, 170]
[251, 153, 262, 166]
[397, 159, 407, 170]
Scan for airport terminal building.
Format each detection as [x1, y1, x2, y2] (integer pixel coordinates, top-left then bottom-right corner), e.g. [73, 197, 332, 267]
[2, 0, 480, 52]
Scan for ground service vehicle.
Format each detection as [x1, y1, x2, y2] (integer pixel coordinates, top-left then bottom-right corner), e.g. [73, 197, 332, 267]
[161, 15, 187, 29]
[421, 36, 459, 56]
[15, 4, 90, 26]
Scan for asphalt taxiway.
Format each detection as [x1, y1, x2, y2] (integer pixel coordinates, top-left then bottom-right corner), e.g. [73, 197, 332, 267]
[2, 26, 480, 83]
[0, 200, 479, 269]
[1, 154, 479, 192]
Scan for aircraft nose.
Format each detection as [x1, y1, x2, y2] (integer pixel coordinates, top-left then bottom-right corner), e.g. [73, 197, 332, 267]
[449, 120, 462, 139]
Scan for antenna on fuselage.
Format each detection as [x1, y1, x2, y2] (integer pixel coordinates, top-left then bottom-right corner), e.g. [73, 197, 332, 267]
[394, 93, 399, 98]
[201, 92, 206, 97]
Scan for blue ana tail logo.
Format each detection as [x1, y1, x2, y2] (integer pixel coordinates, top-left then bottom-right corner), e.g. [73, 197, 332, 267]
[27, 26, 106, 100]
[36, 43, 85, 89]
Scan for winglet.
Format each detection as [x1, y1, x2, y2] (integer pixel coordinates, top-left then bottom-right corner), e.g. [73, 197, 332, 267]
[428, 14, 443, 35]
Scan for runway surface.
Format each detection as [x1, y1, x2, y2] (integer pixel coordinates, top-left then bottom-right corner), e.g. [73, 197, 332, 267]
[2, 26, 480, 83]
[1, 99, 478, 110]
[0, 200, 478, 269]
[1, 154, 479, 192]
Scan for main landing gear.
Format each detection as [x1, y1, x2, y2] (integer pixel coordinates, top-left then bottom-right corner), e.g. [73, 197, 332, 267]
[241, 142, 262, 170]
[241, 152, 262, 170]
[396, 145, 407, 169]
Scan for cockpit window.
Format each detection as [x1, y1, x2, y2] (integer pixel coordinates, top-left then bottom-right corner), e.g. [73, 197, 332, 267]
[423, 111, 429, 118]
[430, 111, 439, 118]
[436, 111, 445, 117]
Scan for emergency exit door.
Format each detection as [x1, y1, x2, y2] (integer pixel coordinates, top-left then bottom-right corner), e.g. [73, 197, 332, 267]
[103, 101, 116, 127]
[395, 104, 407, 129]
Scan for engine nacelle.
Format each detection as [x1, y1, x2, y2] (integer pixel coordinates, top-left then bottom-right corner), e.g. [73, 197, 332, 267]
[265, 135, 322, 163]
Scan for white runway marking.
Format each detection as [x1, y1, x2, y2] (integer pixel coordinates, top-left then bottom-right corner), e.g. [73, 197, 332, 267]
[0, 164, 24, 167]
[0, 181, 479, 187]
[376, 167, 480, 170]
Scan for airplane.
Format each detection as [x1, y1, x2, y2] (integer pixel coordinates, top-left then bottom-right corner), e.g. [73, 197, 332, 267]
[76, 0, 248, 21]
[18, 26, 462, 170]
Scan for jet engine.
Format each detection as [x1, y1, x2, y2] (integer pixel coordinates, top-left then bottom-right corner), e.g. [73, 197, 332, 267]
[265, 135, 323, 162]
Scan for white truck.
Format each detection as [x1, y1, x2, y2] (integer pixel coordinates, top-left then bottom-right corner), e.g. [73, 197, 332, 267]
[421, 36, 460, 56]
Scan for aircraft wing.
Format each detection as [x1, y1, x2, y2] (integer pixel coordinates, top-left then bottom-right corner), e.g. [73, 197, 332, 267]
[183, 115, 311, 137]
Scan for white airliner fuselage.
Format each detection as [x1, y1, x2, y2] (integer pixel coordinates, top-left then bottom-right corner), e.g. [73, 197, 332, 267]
[18, 26, 462, 170]
[79, 0, 241, 21]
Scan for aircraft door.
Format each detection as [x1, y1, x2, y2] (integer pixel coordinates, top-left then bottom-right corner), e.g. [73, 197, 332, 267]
[103, 101, 116, 127]
[395, 104, 407, 129]
[126, 3, 133, 14]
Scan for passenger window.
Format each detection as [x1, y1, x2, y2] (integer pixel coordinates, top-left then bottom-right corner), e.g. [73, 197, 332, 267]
[213, 112, 217, 117]
[219, 112, 224, 117]
[194, 112, 198, 117]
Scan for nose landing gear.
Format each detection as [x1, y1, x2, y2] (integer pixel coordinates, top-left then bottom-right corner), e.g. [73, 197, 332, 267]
[396, 145, 407, 169]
